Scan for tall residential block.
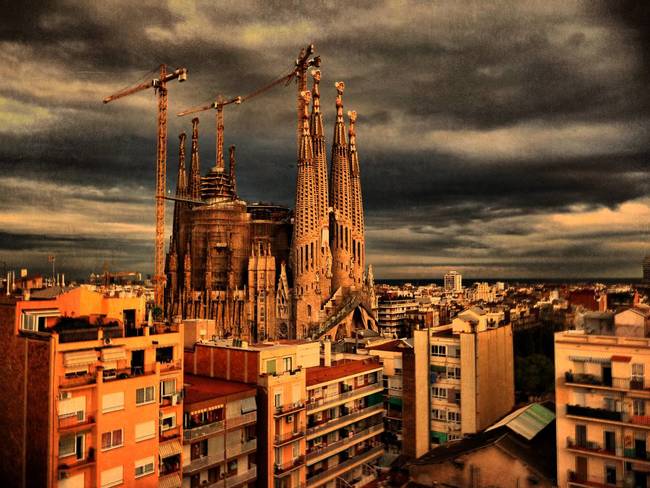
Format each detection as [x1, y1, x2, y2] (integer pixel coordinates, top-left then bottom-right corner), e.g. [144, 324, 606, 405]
[0, 287, 184, 488]
[443, 271, 462, 293]
[555, 306, 650, 488]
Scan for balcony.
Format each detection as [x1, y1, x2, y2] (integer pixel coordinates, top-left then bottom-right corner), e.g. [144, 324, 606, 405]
[306, 444, 383, 487]
[566, 437, 614, 455]
[184, 420, 225, 442]
[306, 404, 383, 437]
[275, 402, 306, 418]
[184, 451, 225, 475]
[567, 470, 623, 488]
[58, 412, 95, 431]
[275, 428, 306, 446]
[159, 359, 182, 374]
[274, 455, 305, 477]
[566, 404, 622, 422]
[59, 374, 96, 389]
[160, 425, 182, 441]
[565, 372, 612, 388]
[224, 466, 257, 487]
[226, 438, 257, 458]
[306, 423, 384, 462]
[58, 448, 96, 474]
[306, 383, 383, 412]
[225, 411, 257, 430]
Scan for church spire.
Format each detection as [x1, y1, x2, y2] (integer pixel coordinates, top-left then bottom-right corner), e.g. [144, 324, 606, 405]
[176, 132, 187, 197]
[329, 81, 354, 291]
[348, 110, 365, 286]
[190, 117, 201, 201]
[229, 145, 237, 198]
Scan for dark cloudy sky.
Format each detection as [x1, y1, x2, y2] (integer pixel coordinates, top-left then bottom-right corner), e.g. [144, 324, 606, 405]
[1, 0, 649, 280]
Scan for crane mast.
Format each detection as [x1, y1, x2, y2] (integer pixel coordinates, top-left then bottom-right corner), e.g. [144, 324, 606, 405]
[103, 64, 188, 310]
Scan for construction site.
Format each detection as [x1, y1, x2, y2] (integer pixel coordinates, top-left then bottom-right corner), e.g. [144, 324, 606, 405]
[102, 45, 378, 343]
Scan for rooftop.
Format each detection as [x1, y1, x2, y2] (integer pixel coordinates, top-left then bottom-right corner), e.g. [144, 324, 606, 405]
[365, 339, 412, 352]
[306, 358, 382, 387]
[183, 374, 256, 406]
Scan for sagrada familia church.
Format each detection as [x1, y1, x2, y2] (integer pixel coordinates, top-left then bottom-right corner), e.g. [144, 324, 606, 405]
[165, 65, 377, 342]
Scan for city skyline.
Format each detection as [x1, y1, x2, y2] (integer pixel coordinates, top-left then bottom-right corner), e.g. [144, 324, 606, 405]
[1, 1, 649, 280]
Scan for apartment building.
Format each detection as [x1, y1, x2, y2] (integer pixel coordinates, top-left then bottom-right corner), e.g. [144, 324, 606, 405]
[443, 271, 462, 293]
[0, 286, 184, 488]
[184, 336, 320, 488]
[376, 298, 418, 338]
[181, 374, 257, 487]
[555, 321, 650, 488]
[304, 358, 384, 487]
[363, 339, 411, 456]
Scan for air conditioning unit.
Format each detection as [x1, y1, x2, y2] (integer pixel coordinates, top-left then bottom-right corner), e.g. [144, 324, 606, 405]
[59, 391, 72, 400]
[285, 415, 294, 423]
[171, 393, 179, 405]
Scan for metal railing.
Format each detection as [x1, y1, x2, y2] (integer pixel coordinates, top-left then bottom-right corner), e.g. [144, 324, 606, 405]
[59, 374, 96, 389]
[58, 411, 95, 430]
[306, 445, 383, 486]
[567, 470, 623, 487]
[184, 420, 225, 442]
[274, 402, 306, 417]
[275, 428, 306, 445]
[565, 372, 612, 387]
[225, 466, 257, 487]
[566, 404, 622, 422]
[159, 358, 183, 373]
[184, 451, 226, 474]
[306, 404, 383, 436]
[225, 411, 257, 429]
[274, 455, 305, 476]
[307, 384, 383, 412]
[226, 439, 257, 458]
[306, 423, 384, 461]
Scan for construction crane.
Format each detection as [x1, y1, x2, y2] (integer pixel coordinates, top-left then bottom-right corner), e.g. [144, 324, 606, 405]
[103, 64, 188, 310]
[177, 44, 319, 164]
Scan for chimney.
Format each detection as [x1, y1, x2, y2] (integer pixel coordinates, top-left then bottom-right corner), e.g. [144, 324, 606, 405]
[323, 339, 331, 367]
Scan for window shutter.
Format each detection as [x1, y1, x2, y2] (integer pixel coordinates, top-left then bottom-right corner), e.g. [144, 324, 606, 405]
[100, 465, 123, 488]
[102, 392, 124, 413]
[135, 420, 155, 441]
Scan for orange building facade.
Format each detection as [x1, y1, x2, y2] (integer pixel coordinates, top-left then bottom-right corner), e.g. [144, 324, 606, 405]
[0, 287, 184, 488]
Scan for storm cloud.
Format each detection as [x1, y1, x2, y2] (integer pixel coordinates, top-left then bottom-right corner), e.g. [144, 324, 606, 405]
[1, 0, 649, 280]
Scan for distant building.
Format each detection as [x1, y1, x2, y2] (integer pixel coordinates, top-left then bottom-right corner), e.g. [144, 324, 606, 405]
[644, 255, 650, 282]
[444, 271, 462, 293]
[376, 298, 419, 337]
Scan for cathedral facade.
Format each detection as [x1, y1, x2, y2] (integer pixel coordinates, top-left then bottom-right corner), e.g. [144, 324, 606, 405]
[165, 69, 377, 341]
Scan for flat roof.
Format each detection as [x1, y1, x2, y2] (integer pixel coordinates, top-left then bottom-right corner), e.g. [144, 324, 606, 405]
[183, 374, 256, 406]
[306, 358, 382, 387]
[365, 339, 411, 352]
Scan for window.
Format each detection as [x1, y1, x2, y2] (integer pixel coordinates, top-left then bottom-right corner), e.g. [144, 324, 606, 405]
[633, 364, 645, 377]
[59, 434, 79, 458]
[135, 456, 155, 478]
[448, 411, 461, 423]
[161, 412, 176, 431]
[447, 367, 461, 380]
[431, 345, 446, 357]
[20, 311, 53, 332]
[267, 359, 277, 375]
[448, 433, 462, 441]
[605, 465, 616, 485]
[634, 399, 646, 416]
[155, 346, 174, 364]
[432, 409, 445, 420]
[160, 379, 176, 400]
[136, 386, 155, 405]
[432, 387, 447, 399]
[135, 420, 155, 442]
[100, 466, 123, 488]
[283, 356, 292, 373]
[101, 429, 123, 450]
[274, 392, 282, 408]
[102, 392, 124, 413]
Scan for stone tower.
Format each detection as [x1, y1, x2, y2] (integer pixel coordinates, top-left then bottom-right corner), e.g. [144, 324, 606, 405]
[292, 90, 322, 338]
[310, 70, 332, 299]
[329, 82, 354, 292]
[348, 110, 365, 286]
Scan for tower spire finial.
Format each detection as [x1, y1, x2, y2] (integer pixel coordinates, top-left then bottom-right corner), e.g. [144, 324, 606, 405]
[334, 81, 346, 145]
[190, 117, 201, 201]
[176, 132, 187, 197]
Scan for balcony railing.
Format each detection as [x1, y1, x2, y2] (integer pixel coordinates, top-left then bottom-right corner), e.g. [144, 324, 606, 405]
[59, 374, 96, 389]
[306, 445, 383, 486]
[160, 425, 182, 441]
[275, 402, 306, 417]
[226, 439, 257, 458]
[307, 383, 383, 412]
[566, 437, 616, 455]
[224, 466, 257, 487]
[184, 451, 225, 474]
[565, 372, 612, 387]
[274, 455, 305, 476]
[58, 412, 96, 430]
[566, 404, 622, 422]
[225, 411, 257, 429]
[159, 358, 182, 373]
[306, 404, 383, 437]
[567, 470, 623, 487]
[275, 428, 306, 445]
[58, 448, 96, 472]
[184, 420, 225, 442]
[306, 423, 384, 461]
